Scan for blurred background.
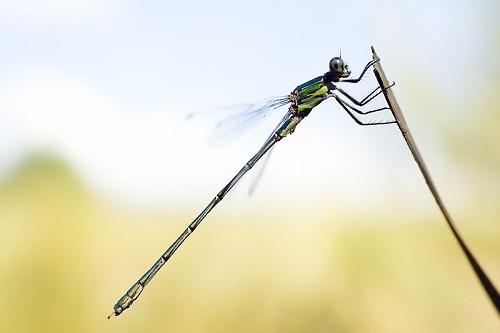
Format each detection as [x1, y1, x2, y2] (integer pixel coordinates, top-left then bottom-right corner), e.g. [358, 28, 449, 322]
[0, 0, 499, 332]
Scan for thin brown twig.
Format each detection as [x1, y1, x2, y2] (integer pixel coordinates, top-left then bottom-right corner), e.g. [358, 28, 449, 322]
[370, 46, 499, 315]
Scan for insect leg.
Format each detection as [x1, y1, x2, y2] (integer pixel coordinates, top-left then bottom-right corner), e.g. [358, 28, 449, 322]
[341, 59, 380, 83]
[336, 81, 396, 106]
[333, 95, 396, 126]
[340, 99, 391, 115]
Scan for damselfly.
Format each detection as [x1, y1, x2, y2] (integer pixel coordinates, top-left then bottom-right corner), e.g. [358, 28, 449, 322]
[109, 48, 500, 318]
[108, 53, 396, 319]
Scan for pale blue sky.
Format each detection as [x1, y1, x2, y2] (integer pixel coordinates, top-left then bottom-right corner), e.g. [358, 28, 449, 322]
[1, 0, 497, 103]
[0, 0, 498, 214]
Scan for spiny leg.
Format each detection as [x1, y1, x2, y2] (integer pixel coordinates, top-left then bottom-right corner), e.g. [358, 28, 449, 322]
[341, 59, 379, 83]
[336, 81, 395, 106]
[326, 91, 391, 115]
[359, 85, 382, 104]
[341, 98, 391, 115]
[334, 95, 396, 126]
[361, 81, 395, 104]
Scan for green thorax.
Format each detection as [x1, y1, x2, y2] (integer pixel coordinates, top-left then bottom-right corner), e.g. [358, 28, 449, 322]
[294, 75, 329, 115]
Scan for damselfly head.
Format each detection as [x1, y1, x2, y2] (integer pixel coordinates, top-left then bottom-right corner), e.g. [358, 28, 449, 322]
[329, 57, 351, 78]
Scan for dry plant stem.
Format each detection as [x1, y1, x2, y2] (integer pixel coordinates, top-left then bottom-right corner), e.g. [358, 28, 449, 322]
[370, 46, 500, 315]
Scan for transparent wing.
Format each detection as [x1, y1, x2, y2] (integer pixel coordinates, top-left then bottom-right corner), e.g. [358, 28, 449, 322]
[247, 110, 293, 196]
[186, 95, 290, 146]
[221, 110, 292, 197]
[248, 146, 274, 196]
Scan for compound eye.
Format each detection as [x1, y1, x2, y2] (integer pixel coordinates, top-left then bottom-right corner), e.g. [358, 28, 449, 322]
[330, 57, 345, 73]
[336, 59, 344, 71]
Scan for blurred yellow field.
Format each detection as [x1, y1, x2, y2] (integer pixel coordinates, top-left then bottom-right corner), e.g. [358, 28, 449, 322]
[0, 155, 498, 332]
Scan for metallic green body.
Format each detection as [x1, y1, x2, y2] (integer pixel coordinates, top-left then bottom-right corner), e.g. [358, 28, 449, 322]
[295, 76, 329, 115]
